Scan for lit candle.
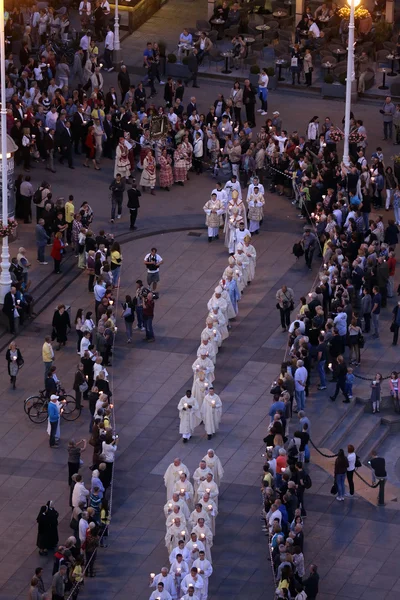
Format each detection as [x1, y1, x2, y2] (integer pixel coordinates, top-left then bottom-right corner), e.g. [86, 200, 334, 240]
[13, 356, 17, 361]
[178, 470, 183, 475]
[168, 503, 172, 508]
[110, 404, 114, 409]
[109, 300, 114, 305]
[180, 488, 185, 494]
[208, 504, 213, 510]
[181, 530, 186, 536]
[172, 519, 175, 524]
[114, 327, 118, 332]
[150, 573, 155, 579]
[213, 329, 217, 334]
[177, 567, 181, 574]
[281, 468, 286, 473]
[184, 403, 188, 409]
[193, 544, 198, 549]
[206, 488, 210, 493]
[86, 375, 88, 380]
[200, 533, 205, 539]
[197, 568, 201, 573]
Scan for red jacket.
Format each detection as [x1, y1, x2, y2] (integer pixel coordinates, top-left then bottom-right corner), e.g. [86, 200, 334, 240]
[51, 237, 63, 260]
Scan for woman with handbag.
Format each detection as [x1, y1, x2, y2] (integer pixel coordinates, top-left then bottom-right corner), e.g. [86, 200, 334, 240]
[121, 294, 135, 343]
[5, 341, 23, 389]
[50, 231, 65, 274]
[73, 363, 87, 409]
[348, 317, 362, 366]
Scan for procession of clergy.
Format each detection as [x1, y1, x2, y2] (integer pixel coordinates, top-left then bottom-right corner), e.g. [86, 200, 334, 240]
[148, 180, 258, 599]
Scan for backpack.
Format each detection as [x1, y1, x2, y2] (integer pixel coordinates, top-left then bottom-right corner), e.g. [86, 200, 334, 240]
[303, 472, 312, 489]
[33, 187, 43, 205]
[292, 242, 304, 258]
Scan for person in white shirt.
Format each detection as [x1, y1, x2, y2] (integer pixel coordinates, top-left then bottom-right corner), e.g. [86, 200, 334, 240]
[80, 331, 91, 357]
[72, 475, 90, 508]
[257, 68, 269, 116]
[308, 18, 320, 37]
[168, 107, 178, 127]
[149, 582, 172, 600]
[181, 568, 204, 597]
[294, 359, 308, 412]
[149, 568, 177, 599]
[103, 24, 114, 72]
[45, 106, 59, 129]
[78, 512, 89, 544]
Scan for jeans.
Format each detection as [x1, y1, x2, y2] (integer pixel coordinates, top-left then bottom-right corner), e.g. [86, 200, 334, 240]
[317, 360, 326, 387]
[258, 86, 268, 111]
[386, 188, 394, 209]
[362, 211, 370, 231]
[383, 120, 393, 140]
[143, 315, 154, 339]
[336, 472, 346, 497]
[37, 245, 46, 263]
[44, 361, 53, 384]
[295, 389, 305, 411]
[125, 319, 133, 340]
[305, 248, 314, 269]
[49, 420, 58, 446]
[279, 307, 291, 329]
[394, 205, 400, 225]
[112, 266, 120, 285]
[136, 306, 144, 328]
[104, 48, 113, 70]
[372, 312, 380, 336]
[111, 196, 123, 220]
[304, 444, 310, 462]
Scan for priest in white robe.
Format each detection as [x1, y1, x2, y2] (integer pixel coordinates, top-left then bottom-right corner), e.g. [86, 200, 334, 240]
[192, 460, 212, 501]
[200, 492, 218, 535]
[192, 351, 215, 385]
[180, 588, 196, 600]
[208, 306, 228, 341]
[234, 244, 251, 285]
[191, 372, 209, 413]
[165, 517, 188, 553]
[207, 286, 228, 323]
[201, 317, 220, 355]
[201, 388, 222, 440]
[218, 282, 236, 320]
[224, 174, 242, 201]
[196, 335, 216, 365]
[246, 175, 265, 201]
[169, 539, 190, 565]
[243, 235, 256, 281]
[150, 568, 177, 600]
[185, 533, 205, 569]
[164, 493, 190, 521]
[174, 472, 194, 511]
[149, 583, 172, 600]
[166, 505, 188, 532]
[181, 568, 204, 597]
[191, 519, 213, 563]
[170, 554, 189, 598]
[178, 390, 200, 443]
[197, 474, 219, 511]
[193, 551, 213, 600]
[164, 458, 190, 501]
[202, 449, 224, 486]
[189, 503, 211, 531]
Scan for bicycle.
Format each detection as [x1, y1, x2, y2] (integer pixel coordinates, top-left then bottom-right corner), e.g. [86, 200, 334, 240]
[25, 389, 81, 424]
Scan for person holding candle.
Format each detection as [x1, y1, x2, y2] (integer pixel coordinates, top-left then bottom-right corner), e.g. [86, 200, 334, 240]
[208, 305, 229, 341]
[193, 551, 213, 600]
[149, 580, 173, 600]
[174, 473, 194, 512]
[201, 387, 222, 440]
[192, 351, 215, 386]
[165, 516, 187, 554]
[202, 449, 224, 486]
[200, 492, 218, 535]
[193, 461, 212, 502]
[181, 568, 204, 597]
[185, 533, 205, 569]
[5, 341, 23, 389]
[178, 391, 200, 444]
[149, 567, 176, 599]
[170, 539, 191, 566]
[189, 503, 211, 532]
[200, 317, 221, 357]
[163, 458, 190, 501]
[196, 335, 216, 365]
[197, 473, 219, 510]
[166, 505, 188, 532]
[191, 518, 213, 563]
[164, 493, 190, 522]
[170, 553, 190, 596]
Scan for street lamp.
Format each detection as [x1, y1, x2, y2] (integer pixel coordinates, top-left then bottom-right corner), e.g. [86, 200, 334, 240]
[342, 0, 360, 167]
[113, 0, 130, 65]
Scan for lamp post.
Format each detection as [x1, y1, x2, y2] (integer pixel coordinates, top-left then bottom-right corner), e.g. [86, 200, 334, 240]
[113, 0, 121, 65]
[342, 0, 360, 167]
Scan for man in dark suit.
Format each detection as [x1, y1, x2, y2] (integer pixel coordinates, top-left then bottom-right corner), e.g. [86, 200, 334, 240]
[127, 181, 141, 230]
[186, 51, 200, 89]
[186, 94, 198, 116]
[71, 106, 87, 154]
[3, 286, 20, 333]
[59, 121, 74, 168]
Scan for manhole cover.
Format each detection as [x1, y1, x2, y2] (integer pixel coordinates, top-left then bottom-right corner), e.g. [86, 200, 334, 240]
[187, 232, 202, 237]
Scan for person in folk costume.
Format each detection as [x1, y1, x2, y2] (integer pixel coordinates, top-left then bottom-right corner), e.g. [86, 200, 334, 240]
[201, 387, 222, 441]
[140, 148, 156, 195]
[182, 134, 193, 178]
[234, 243, 251, 286]
[203, 193, 225, 243]
[201, 316, 221, 355]
[192, 349, 215, 385]
[208, 305, 229, 341]
[196, 334, 216, 365]
[224, 174, 242, 201]
[174, 472, 195, 512]
[163, 458, 190, 501]
[124, 131, 136, 172]
[174, 142, 188, 186]
[159, 147, 174, 191]
[223, 256, 243, 294]
[202, 449, 224, 486]
[246, 174, 265, 202]
[191, 371, 210, 413]
[114, 137, 131, 179]
[207, 286, 229, 324]
[177, 389, 201, 443]
[243, 234, 256, 282]
[224, 267, 240, 315]
[247, 185, 265, 234]
[139, 129, 153, 168]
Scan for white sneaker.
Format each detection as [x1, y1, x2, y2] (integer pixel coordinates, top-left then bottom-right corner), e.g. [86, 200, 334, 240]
[40, 261, 48, 265]
[117, 215, 121, 219]
[336, 496, 341, 501]
[261, 111, 268, 116]
[257, 108, 263, 113]
[160, 80, 166, 85]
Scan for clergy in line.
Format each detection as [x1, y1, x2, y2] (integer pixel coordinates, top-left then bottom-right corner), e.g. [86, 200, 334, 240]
[169, 539, 191, 565]
[185, 533, 205, 569]
[246, 175, 265, 201]
[165, 517, 188, 554]
[217, 281, 236, 320]
[192, 350, 215, 385]
[207, 286, 228, 323]
[223, 268, 240, 316]
[192, 460, 212, 501]
[193, 551, 213, 600]
[197, 473, 219, 509]
[149, 582, 172, 600]
[191, 371, 209, 413]
[208, 305, 228, 341]
[226, 207, 243, 255]
[180, 587, 196, 600]
[164, 458, 190, 501]
[203, 193, 224, 243]
[201, 317, 221, 355]
[234, 244, 251, 286]
[192, 518, 213, 563]
[201, 388, 222, 441]
[200, 492, 218, 535]
[178, 390, 200, 444]
[169, 553, 190, 598]
[202, 449, 224, 486]
[224, 256, 245, 294]
[243, 235, 257, 282]
[166, 504, 188, 532]
[189, 503, 211, 531]
[174, 472, 195, 511]
[224, 174, 242, 201]
[150, 568, 177, 600]
[164, 493, 190, 521]
[196, 335, 216, 364]
[247, 186, 265, 235]
[181, 568, 204, 597]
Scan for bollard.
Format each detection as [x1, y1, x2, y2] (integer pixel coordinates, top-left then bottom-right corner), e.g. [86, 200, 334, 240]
[377, 478, 386, 506]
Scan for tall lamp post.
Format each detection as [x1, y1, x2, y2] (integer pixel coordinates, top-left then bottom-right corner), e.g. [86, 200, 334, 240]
[342, 0, 360, 167]
[113, 0, 121, 65]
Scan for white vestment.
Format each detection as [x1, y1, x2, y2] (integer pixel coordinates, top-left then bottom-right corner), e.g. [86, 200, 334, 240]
[201, 394, 222, 436]
[202, 453, 224, 486]
[208, 309, 228, 341]
[191, 524, 213, 563]
[192, 466, 212, 499]
[178, 396, 201, 438]
[181, 573, 204, 597]
[150, 573, 177, 599]
[169, 545, 191, 565]
[164, 462, 190, 500]
[192, 558, 213, 600]
[149, 590, 172, 600]
[200, 326, 220, 354]
[196, 340, 216, 364]
[185, 539, 205, 568]
[244, 242, 257, 281]
[189, 508, 211, 530]
[192, 357, 215, 384]
[164, 498, 190, 521]
[191, 377, 210, 412]
[165, 523, 189, 553]
[207, 294, 228, 323]
[197, 480, 219, 509]
[173, 479, 195, 511]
